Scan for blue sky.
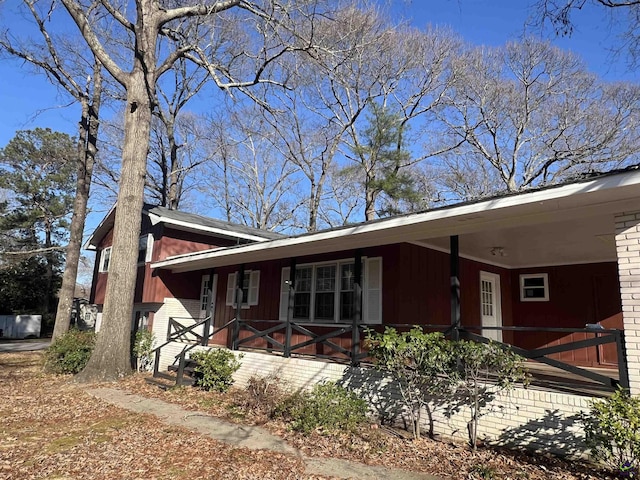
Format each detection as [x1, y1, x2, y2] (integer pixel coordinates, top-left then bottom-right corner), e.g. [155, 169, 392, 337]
[0, 1, 635, 148]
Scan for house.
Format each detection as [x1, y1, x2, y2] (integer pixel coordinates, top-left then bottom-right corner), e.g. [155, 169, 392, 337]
[85, 204, 283, 333]
[88, 168, 640, 452]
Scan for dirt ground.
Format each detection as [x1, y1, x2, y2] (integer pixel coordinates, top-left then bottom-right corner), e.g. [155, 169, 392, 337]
[1, 351, 613, 479]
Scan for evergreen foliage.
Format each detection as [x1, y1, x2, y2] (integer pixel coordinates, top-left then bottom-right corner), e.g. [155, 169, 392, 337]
[44, 329, 96, 374]
[583, 389, 640, 477]
[191, 349, 242, 392]
[0, 128, 76, 321]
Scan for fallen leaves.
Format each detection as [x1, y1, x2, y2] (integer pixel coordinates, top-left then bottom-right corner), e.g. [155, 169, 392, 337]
[0, 352, 323, 480]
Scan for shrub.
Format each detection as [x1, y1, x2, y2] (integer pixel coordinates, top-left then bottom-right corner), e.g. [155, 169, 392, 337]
[191, 348, 242, 392]
[365, 327, 455, 439]
[583, 388, 640, 476]
[449, 339, 528, 450]
[133, 329, 155, 372]
[279, 381, 368, 434]
[239, 372, 287, 417]
[44, 329, 95, 374]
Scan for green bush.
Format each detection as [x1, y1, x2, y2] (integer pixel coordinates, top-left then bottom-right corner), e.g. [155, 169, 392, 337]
[133, 329, 155, 372]
[583, 388, 640, 476]
[191, 348, 242, 392]
[44, 329, 96, 374]
[279, 381, 368, 434]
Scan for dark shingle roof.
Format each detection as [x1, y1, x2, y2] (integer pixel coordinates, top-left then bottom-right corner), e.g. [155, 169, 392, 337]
[145, 205, 285, 240]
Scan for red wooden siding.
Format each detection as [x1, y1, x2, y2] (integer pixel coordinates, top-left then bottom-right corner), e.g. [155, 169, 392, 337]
[510, 263, 621, 366]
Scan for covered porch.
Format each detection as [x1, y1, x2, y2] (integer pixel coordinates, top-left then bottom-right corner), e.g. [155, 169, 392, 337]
[152, 169, 640, 396]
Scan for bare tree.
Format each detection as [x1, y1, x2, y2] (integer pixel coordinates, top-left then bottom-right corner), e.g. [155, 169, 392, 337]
[203, 106, 303, 230]
[148, 55, 210, 210]
[305, 6, 462, 221]
[52, 0, 335, 381]
[533, 0, 640, 67]
[0, 0, 105, 340]
[441, 38, 640, 196]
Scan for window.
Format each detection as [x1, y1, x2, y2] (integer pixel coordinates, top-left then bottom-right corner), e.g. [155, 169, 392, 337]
[99, 246, 112, 272]
[137, 234, 153, 264]
[225, 270, 260, 308]
[279, 257, 382, 324]
[520, 273, 549, 302]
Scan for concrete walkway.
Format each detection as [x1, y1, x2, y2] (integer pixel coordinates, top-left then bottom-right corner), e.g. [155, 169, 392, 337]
[87, 388, 439, 480]
[0, 340, 50, 352]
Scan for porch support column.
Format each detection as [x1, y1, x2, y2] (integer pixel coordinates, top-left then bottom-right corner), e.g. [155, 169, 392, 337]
[285, 258, 296, 358]
[203, 268, 215, 346]
[450, 235, 461, 341]
[616, 211, 640, 394]
[352, 250, 363, 367]
[232, 264, 245, 350]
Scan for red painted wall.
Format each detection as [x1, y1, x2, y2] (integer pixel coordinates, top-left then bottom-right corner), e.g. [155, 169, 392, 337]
[510, 263, 621, 366]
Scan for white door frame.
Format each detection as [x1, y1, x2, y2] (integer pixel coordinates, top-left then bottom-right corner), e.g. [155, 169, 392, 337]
[200, 274, 218, 319]
[480, 271, 503, 342]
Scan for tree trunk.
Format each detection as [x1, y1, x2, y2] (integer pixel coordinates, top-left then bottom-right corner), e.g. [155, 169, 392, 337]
[53, 63, 102, 341]
[75, 60, 154, 382]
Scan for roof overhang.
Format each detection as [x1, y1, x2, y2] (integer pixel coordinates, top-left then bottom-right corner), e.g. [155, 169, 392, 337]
[152, 169, 640, 273]
[147, 211, 272, 243]
[84, 205, 116, 250]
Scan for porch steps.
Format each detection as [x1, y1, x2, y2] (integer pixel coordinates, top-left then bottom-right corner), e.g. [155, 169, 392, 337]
[148, 360, 198, 389]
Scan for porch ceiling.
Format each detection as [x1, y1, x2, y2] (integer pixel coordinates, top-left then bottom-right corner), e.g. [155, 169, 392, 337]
[419, 211, 617, 269]
[153, 169, 640, 273]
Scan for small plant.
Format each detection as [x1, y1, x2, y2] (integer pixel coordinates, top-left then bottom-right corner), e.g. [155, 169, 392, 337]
[240, 372, 286, 417]
[44, 329, 96, 374]
[583, 388, 640, 477]
[469, 464, 497, 479]
[279, 381, 368, 434]
[191, 348, 242, 392]
[133, 329, 155, 372]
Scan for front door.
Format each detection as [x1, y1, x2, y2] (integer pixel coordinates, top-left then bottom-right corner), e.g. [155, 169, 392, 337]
[480, 271, 502, 342]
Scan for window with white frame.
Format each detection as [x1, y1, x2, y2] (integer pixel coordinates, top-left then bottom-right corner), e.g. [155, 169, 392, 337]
[520, 273, 549, 301]
[137, 234, 153, 264]
[99, 246, 112, 272]
[225, 270, 260, 308]
[279, 257, 382, 324]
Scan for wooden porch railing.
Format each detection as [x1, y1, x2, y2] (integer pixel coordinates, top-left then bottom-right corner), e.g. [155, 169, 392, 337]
[152, 317, 630, 393]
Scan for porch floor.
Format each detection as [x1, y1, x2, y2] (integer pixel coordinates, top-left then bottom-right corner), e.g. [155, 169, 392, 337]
[524, 362, 618, 398]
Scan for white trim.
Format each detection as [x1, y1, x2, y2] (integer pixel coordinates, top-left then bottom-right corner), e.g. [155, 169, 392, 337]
[200, 274, 218, 318]
[520, 273, 550, 302]
[226, 270, 260, 308]
[148, 213, 271, 242]
[145, 233, 154, 263]
[278, 256, 382, 324]
[480, 271, 502, 342]
[98, 246, 112, 273]
[151, 170, 640, 273]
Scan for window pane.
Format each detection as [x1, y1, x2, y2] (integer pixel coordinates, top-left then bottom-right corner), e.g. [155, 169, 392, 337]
[315, 265, 335, 292]
[523, 277, 545, 287]
[524, 288, 545, 298]
[340, 292, 355, 320]
[294, 292, 310, 319]
[315, 292, 334, 320]
[241, 272, 250, 303]
[341, 264, 355, 291]
[295, 267, 312, 292]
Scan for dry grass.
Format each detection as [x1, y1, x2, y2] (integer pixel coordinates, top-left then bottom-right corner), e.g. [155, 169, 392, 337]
[0, 351, 328, 480]
[1, 350, 614, 479]
[118, 371, 613, 480]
